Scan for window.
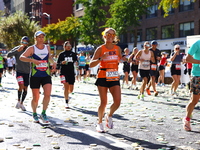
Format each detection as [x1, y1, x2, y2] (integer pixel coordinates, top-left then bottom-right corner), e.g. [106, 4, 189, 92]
[130, 29, 142, 43]
[76, 3, 83, 10]
[179, 22, 194, 37]
[179, 0, 194, 12]
[146, 4, 158, 18]
[146, 27, 157, 40]
[162, 25, 174, 39]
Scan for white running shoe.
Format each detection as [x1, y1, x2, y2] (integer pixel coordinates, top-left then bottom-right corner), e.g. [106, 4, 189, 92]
[65, 103, 70, 109]
[105, 114, 113, 129]
[96, 123, 105, 133]
[15, 101, 21, 109]
[20, 104, 26, 111]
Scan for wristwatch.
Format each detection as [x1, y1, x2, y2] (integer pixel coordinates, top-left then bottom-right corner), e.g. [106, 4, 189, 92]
[98, 57, 102, 61]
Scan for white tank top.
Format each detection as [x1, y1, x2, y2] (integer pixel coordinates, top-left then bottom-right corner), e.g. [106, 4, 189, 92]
[138, 50, 151, 70]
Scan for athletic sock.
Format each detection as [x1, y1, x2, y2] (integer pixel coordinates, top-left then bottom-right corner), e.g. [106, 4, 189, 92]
[21, 91, 27, 103]
[42, 110, 46, 115]
[33, 112, 37, 116]
[65, 99, 69, 104]
[18, 91, 22, 100]
[185, 117, 190, 121]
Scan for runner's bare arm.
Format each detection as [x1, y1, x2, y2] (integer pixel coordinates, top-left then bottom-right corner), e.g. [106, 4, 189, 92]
[89, 46, 102, 68]
[20, 46, 39, 65]
[47, 45, 57, 70]
[186, 54, 200, 64]
[150, 51, 155, 63]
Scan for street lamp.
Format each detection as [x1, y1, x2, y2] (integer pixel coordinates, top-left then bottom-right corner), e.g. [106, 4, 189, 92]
[42, 12, 50, 45]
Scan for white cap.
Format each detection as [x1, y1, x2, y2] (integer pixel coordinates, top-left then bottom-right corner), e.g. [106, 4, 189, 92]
[34, 31, 46, 38]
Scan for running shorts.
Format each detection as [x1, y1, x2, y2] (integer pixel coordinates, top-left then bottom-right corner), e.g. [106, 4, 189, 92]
[30, 76, 52, 89]
[95, 78, 120, 88]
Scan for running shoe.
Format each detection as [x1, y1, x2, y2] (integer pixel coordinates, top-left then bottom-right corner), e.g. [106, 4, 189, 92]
[33, 114, 39, 123]
[146, 88, 151, 95]
[20, 104, 26, 111]
[40, 113, 49, 123]
[105, 114, 113, 129]
[15, 101, 21, 109]
[65, 103, 70, 109]
[183, 118, 191, 131]
[140, 94, 144, 100]
[157, 83, 161, 87]
[154, 91, 158, 96]
[0, 84, 2, 87]
[96, 123, 105, 133]
[161, 83, 165, 87]
[137, 94, 140, 99]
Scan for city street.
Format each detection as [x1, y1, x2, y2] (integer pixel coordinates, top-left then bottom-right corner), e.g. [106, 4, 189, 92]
[0, 72, 200, 150]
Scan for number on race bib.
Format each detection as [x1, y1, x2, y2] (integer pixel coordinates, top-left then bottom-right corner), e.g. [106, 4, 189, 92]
[36, 60, 48, 71]
[175, 64, 181, 70]
[106, 69, 119, 81]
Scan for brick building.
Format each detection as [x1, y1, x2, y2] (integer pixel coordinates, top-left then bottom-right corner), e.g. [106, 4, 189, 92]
[126, 0, 199, 54]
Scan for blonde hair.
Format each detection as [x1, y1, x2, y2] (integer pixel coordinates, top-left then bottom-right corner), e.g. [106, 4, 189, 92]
[102, 28, 119, 44]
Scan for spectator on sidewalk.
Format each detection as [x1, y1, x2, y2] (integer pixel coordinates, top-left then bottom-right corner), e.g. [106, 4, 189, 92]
[169, 44, 183, 96]
[57, 41, 78, 109]
[7, 36, 31, 111]
[157, 52, 168, 86]
[20, 31, 57, 124]
[90, 28, 122, 133]
[128, 47, 139, 90]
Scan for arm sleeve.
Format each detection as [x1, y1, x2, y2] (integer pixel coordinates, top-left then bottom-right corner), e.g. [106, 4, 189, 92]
[7, 46, 20, 57]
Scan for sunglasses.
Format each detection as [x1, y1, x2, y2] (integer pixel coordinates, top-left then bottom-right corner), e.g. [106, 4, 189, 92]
[175, 47, 180, 50]
[106, 33, 116, 37]
[145, 44, 150, 47]
[21, 41, 28, 44]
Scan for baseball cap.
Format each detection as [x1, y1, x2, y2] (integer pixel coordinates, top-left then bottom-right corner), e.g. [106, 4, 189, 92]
[151, 40, 158, 45]
[21, 36, 29, 42]
[34, 31, 46, 38]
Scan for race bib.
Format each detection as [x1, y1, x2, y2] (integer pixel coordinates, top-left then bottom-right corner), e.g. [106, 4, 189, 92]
[36, 60, 48, 71]
[151, 64, 157, 71]
[60, 75, 66, 83]
[17, 76, 24, 84]
[80, 61, 86, 65]
[141, 60, 150, 68]
[106, 69, 119, 81]
[175, 64, 181, 70]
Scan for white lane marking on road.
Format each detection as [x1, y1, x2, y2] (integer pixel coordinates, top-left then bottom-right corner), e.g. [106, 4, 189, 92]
[71, 127, 132, 148]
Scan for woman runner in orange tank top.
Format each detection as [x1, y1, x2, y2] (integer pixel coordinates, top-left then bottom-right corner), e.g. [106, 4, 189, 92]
[90, 28, 122, 133]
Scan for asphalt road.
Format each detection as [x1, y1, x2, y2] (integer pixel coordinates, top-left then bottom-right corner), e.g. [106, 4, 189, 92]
[0, 72, 200, 150]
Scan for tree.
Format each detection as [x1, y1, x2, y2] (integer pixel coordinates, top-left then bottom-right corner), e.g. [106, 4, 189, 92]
[159, 0, 195, 17]
[106, 0, 155, 47]
[0, 11, 40, 49]
[41, 15, 80, 49]
[75, 0, 112, 45]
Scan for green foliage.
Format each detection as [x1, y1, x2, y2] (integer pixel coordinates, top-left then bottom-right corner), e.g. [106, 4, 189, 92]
[75, 0, 112, 45]
[159, 0, 195, 17]
[42, 15, 80, 44]
[0, 11, 40, 49]
[106, 0, 155, 35]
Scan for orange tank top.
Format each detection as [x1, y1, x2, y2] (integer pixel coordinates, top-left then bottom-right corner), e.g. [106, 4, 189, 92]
[97, 45, 120, 78]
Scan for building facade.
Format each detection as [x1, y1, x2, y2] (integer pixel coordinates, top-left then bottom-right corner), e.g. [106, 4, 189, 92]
[126, 0, 199, 54]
